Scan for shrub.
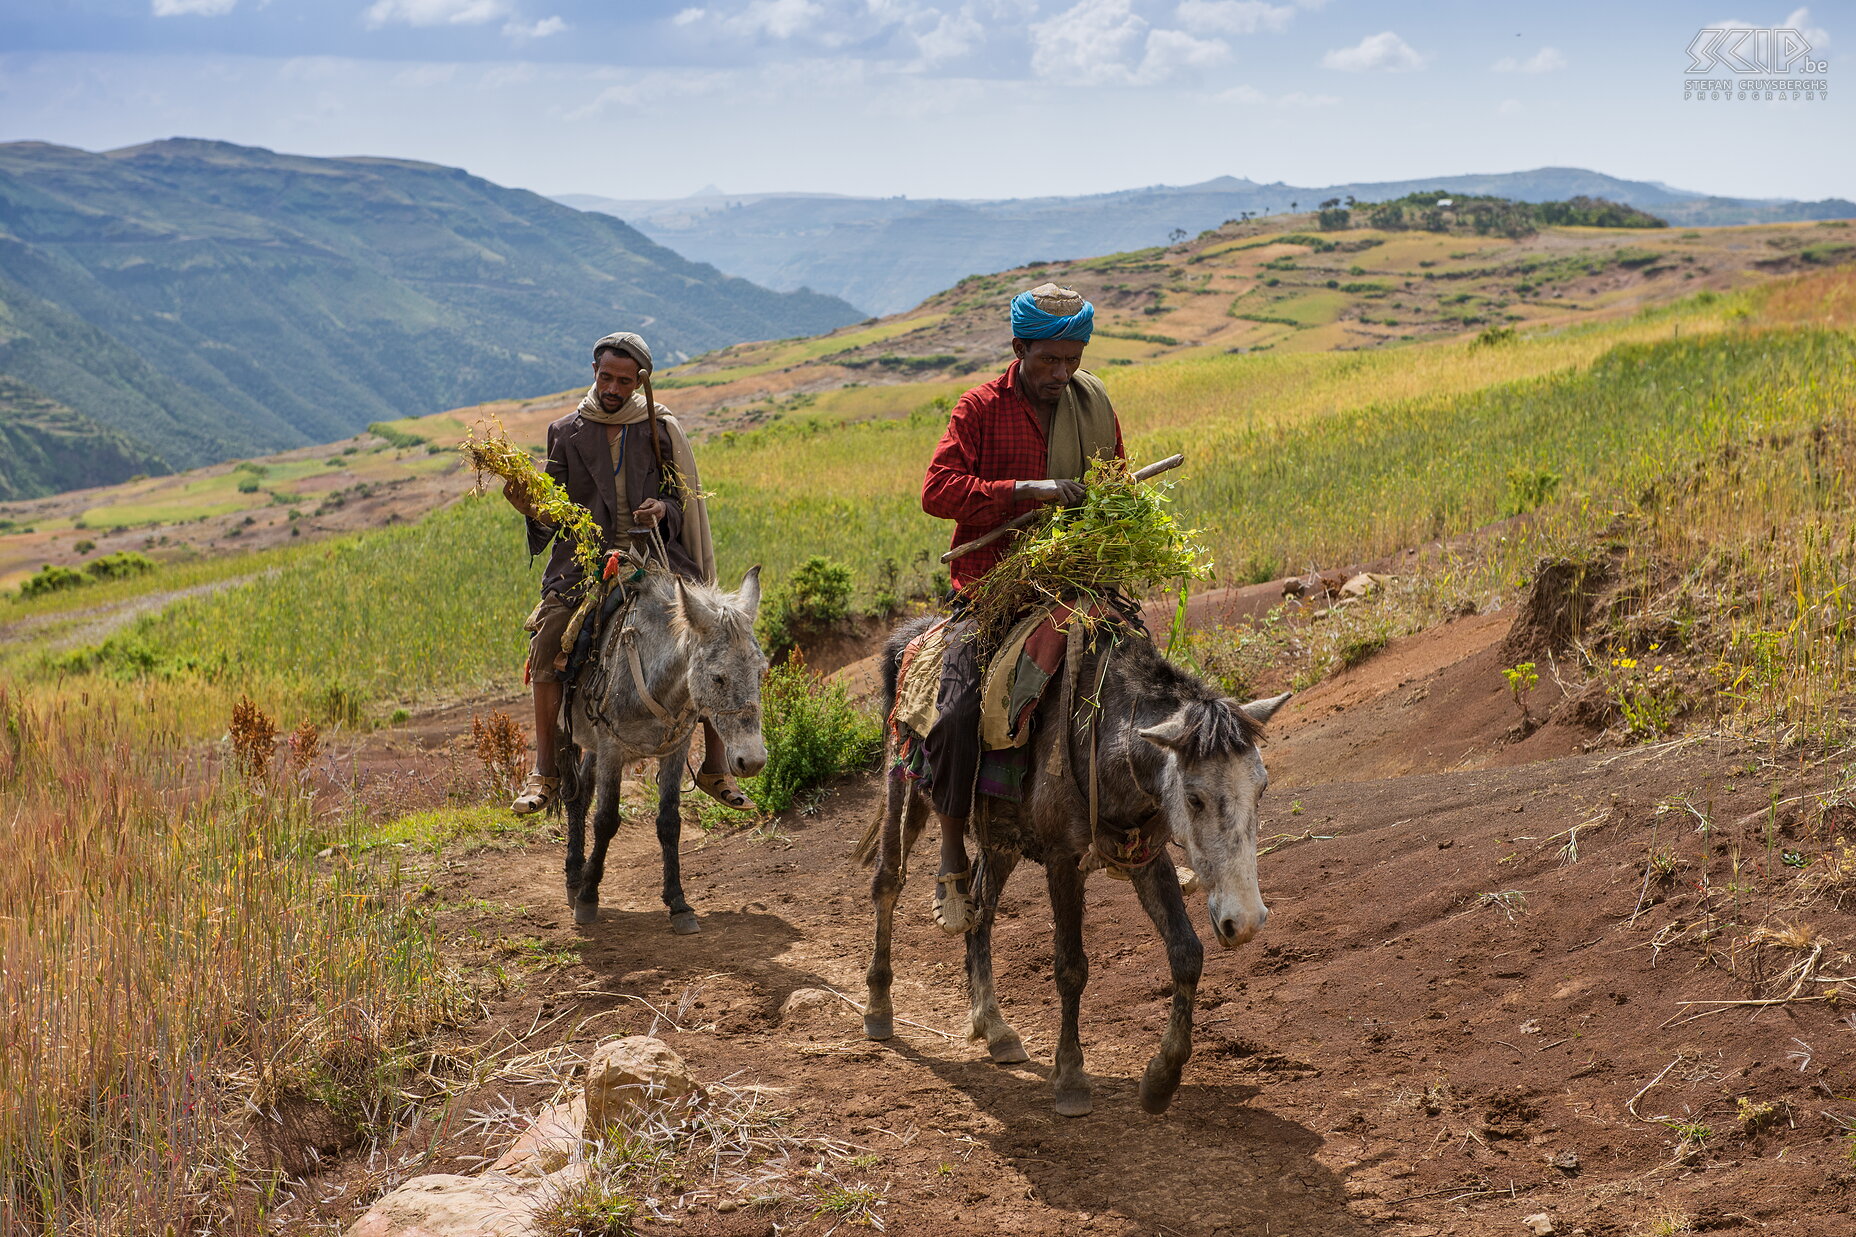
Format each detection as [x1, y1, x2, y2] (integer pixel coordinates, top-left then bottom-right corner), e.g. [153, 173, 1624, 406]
[72, 539, 95, 555]
[18, 565, 88, 598]
[237, 477, 261, 493]
[744, 660, 882, 814]
[84, 552, 156, 582]
[369, 422, 430, 449]
[1503, 467, 1561, 516]
[757, 556, 854, 654]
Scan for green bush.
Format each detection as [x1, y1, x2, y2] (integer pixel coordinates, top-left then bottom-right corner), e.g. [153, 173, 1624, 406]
[1503, 467, 1562, 516]
[85, 551, 157, 581]
[744, 661, 883, 814]
[369, 422, 430, 449]
[757, 556, 854, 654]
[237, 477, 261, 494]
[19, 565, 88, 598]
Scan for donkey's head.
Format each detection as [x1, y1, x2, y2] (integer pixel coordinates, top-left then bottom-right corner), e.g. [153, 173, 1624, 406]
[671, 566, 769, 778]
[1139, 691, 1292, 949]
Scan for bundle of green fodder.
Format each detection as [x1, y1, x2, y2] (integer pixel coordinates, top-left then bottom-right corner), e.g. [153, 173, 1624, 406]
[461, 417, 603, 585]
[965, 456, 1211, 643]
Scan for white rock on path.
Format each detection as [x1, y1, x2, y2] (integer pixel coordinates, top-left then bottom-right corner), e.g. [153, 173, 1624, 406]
[347, 1035, 699, 1236]
[583, 1035, 703, 1137]
[344, 1173, 541, 1237]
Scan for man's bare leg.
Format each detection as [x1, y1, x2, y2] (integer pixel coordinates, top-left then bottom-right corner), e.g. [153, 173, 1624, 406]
[533, 679, 562, 774]
[694, 718, 752, 809]
[512, 679, 563, 814]
[935, 810, 973, 934]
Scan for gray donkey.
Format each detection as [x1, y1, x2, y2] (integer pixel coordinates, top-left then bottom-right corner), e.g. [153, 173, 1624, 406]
[560, 564, 768, 933]
[863, 616, 1289, 1116]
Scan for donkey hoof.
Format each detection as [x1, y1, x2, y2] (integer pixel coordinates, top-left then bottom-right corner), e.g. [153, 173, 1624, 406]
[669, 910, 701, 936]
[988, 1033, 1029, 1065]
[864, 1013, 894, 1041]
[1138, 1061, 1182, 1114]
[573, 900, 599, 926]
[1053, 1088, 1094, 1118]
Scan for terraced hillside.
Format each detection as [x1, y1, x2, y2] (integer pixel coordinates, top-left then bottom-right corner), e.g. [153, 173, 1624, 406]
[3, 216, 1851, 599]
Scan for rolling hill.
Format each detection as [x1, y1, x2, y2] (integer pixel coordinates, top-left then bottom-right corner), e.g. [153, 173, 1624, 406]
[0, 139, 861, 487]
[561, 167, 1856, 314]
[7, 212, 1849, 595]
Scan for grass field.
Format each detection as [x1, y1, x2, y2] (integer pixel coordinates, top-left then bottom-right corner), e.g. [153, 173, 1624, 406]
[9, 269, 1844, 741]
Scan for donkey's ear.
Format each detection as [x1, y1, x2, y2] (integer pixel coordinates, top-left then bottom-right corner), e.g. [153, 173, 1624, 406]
[1232, 691, 1293, 726]
[737, 565, 762, 620]
[674, 579, 717, 635]
[1137, 710, 1192, 751]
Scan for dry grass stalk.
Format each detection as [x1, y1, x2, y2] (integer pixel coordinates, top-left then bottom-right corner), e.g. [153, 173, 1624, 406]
[230, 693, 278, 780]
[287, 719, 322, 775]
[472, 711, 528, 798]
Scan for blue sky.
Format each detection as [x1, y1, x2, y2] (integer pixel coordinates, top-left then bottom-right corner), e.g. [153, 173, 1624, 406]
[0, 1, 1845, 202]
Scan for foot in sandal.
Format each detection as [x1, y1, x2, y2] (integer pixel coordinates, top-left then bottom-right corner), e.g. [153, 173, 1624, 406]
[932, 867, 974, 935]
[510, 772, 559, 815]
[694, 770, 753, 810]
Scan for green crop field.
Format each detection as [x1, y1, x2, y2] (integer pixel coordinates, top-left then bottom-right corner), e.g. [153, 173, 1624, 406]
[18, 266, 1850, 736]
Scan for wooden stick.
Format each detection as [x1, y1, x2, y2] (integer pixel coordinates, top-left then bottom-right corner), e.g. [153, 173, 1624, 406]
[940, 452, 1186, 564]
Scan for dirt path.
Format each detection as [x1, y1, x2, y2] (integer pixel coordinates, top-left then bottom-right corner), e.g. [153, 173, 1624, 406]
[310, 616, 1856, 1237]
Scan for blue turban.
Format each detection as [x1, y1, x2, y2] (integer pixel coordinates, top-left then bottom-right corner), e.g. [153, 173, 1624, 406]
[1010, 283, 1094, 342]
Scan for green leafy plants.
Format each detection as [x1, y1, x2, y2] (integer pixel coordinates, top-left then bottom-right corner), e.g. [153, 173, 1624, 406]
[740, 659, 882, 815]
[965, 456, 1211, 643]
[1503, 661, 1540, 722]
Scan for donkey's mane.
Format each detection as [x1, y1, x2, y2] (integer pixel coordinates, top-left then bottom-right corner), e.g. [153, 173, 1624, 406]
[645, 565, 754, 643]
[1117, 635, 1262, 759]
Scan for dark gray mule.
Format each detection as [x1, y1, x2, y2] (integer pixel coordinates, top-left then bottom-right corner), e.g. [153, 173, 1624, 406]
[862, 615, 1288, 1116]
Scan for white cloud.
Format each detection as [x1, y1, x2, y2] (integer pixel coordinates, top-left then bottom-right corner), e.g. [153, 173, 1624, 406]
[912, 8, 986, 66]
[151, 0, 238, 14]
[1321, 30, 1424, 72]
[723, 0, 826, 38]
[364, 0, 511, 27]
[1175, 0, 1294, 36]
[673, 7, 706, 24]
[1492, 46, 1565, 73]
[1214, 83, 1337, 105]
[1498, 97, 1524, 115]
[1785, 6, 1828, 47]
[1030, 0, 1228, 86]
[503, 15, 567, 38]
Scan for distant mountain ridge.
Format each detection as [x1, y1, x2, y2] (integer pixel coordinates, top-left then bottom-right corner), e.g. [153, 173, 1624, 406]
[0, 139, 861, 491]
[561, 167, 1856, 314]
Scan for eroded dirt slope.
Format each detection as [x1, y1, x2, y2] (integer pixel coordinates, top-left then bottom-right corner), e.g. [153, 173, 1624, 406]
[301, 610, 1856, 1237]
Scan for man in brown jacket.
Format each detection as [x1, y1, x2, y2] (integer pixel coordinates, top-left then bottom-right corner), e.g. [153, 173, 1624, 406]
[502, 331, 748, 815]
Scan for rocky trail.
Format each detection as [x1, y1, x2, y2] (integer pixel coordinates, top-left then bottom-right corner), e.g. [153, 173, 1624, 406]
[303, 607, 1856, 1237]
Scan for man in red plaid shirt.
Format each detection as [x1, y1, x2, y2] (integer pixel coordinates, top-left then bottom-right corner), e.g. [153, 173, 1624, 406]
[919, 283, 1125, 932]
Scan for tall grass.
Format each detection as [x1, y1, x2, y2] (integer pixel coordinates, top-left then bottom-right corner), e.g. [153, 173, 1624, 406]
[48, 496, 540, 726]
[0, 689, 464, 1233]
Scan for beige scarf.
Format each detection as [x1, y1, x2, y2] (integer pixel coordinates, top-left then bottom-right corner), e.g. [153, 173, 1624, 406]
[575, 388, 717, 585]
[1046, 369, 1120, 480]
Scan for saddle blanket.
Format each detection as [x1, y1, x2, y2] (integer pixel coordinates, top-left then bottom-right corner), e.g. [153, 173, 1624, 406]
[890, 600, 1116, 803]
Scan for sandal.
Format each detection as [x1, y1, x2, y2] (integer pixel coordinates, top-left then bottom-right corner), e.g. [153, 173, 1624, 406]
[932, 868, 973, 936]
[510, 772, 559, 816]
[1101, 862, 1202, 895]
[694, 770, 753, 811]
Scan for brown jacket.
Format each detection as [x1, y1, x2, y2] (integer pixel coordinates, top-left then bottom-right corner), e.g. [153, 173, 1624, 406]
[527, 410, 700, 596]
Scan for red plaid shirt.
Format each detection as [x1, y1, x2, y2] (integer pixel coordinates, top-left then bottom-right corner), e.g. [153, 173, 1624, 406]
[922, 361, 1126, 590]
